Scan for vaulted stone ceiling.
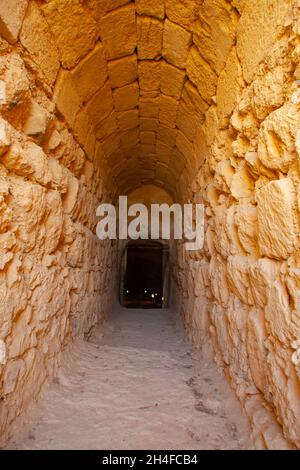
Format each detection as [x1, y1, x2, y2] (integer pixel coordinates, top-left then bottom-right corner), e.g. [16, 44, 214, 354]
[14, 0, 240, 199]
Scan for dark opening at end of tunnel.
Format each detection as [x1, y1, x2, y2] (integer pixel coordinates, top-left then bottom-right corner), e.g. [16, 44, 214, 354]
[119, 241, 170, 309]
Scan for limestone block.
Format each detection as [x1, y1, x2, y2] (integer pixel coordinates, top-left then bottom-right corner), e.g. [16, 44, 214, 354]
[48, 157, 68, 193]
[159, 95, 178, 128]
[165, 0, 199, 30]
[20, 2, 60, 86]
[194, 0, 236, 75]
[265, 281, 295, 343]
[138, 61, 161, 92]
[140, 131, 156, 146]
[186, 47, 218, 103]
[248, 258, 280, 308]
[95, 112, 117, 142]
[209, 255, 230, 308]
[136, 0, 165, 19]
[101, 132, 121, 157]
[71, 44, 107, 103]
[217, 48, 243, 128]
[99, 4, 137, 60]
[214, 160, 235, 193]
[86, 81, 113, 126]
[42, 0, 98, 69]
[44, 190, 64, 254]
[121, 128, 139, 150]
[58, 129, 86, 176]
[62, 174, 79, 215]
[176, 105, 196, 142]
[257, 103, 299, 173]
[160, 61, 185, 100]
[230, 163, 255, 200]
[227, 255, 253, 305]
[235, 204, 259, 256]
[181, 80, 209, 116]
[157, 125, 177, 148]
[73, 110, 92, 149]
[140, 118, 159, 132]
[2, 142, 51, 187]
[88, 0, 130, 17]
[2, 358, 25, 395]
[84, 127, 96, 161]
[0, 119, 11, 156]
[139, 97, 159, 118]
[23, 100, 51, 137]
[247, 308, 268, 394]
[176, 131, 193, 161]
[237, 0, 290, 83]
[256, 178, 295, 260]
[137, 16, 163, 60]
[108, 54, 137, 88]
[53, 71, 82, 128]
[113, 82, 139, 111]
[8, 176, 47, 251]
[0, 0, 28, 44]
[117, 109, 139, 131]
[0, 53, 29, 106]
[162, 19, 192, 70]
[252, 63, 291, 121]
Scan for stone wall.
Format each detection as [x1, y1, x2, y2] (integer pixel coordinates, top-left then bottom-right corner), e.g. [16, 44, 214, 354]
[0, 0, 299, 450]
[0, 1, 116, 445]
[173, 0, 300, 450]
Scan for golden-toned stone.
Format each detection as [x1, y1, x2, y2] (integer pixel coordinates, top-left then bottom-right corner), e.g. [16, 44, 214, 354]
[137, 16, 163, 60]
[136, 0, 165, 20]
[162, 19, 192, 69]
[95, 112, 118, 141]
[165, 0, 199, 30]
[113, 82, 139, 111]
[108, 54, 137, 88]
[160, 61, 185, 99]
[117, 109, 139, 131]
[42, 0, 98, 69]
[0, 0, 28, 44]
[140, 131, 156, 145]
[99, 4, 137, 60]
[159, 95, 179, 128]
[20, 2, 60, 86]
[140, 118, 159, 132]
[86, 81, 113, 126]
[71, 44, 107, 103]
[186, 46, 218, 103]
[53, 71, 82, 128]
[256, 178, 295, 260]
[138, 61, 161, 92]
[139, 97, 159, 118]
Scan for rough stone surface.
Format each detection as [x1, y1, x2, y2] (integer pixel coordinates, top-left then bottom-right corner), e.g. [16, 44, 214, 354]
[99, 4, 137, 60]
[0, 0, 299, 452]
[0, 0, 28, 44]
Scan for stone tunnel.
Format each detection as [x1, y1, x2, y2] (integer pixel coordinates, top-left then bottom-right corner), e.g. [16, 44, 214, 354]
[0, 0, 300, 450]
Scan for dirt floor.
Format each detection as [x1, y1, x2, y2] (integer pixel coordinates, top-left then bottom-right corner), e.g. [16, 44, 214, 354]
[7, 308, 253, 450]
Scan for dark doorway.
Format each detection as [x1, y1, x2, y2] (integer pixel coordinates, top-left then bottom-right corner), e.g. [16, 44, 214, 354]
[119, 241, 169, 309]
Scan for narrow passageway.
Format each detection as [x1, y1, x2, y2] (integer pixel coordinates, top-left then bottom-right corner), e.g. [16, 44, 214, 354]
[7, 308, 251, 450]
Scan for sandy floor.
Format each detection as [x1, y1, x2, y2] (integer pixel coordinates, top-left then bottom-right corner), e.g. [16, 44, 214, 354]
[7, 308, 252, 450]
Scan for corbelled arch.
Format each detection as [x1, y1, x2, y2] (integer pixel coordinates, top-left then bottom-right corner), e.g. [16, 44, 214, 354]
[0, 0, 299, 450]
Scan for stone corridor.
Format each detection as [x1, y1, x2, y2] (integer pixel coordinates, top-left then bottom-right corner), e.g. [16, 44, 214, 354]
[0, 0, 300, 450]
[7, 308, 252, 450]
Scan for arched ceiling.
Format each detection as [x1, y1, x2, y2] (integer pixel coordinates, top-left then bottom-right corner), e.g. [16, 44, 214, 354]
[22, 0, 238, 200]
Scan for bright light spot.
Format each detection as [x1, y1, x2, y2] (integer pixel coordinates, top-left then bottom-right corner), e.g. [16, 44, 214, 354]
[126, 290, 129, 294]
[144, 290, 147, 294]
[162, 297, 164, 301]
[151, 294, 155, 298]
[155, 293, 158, 296]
